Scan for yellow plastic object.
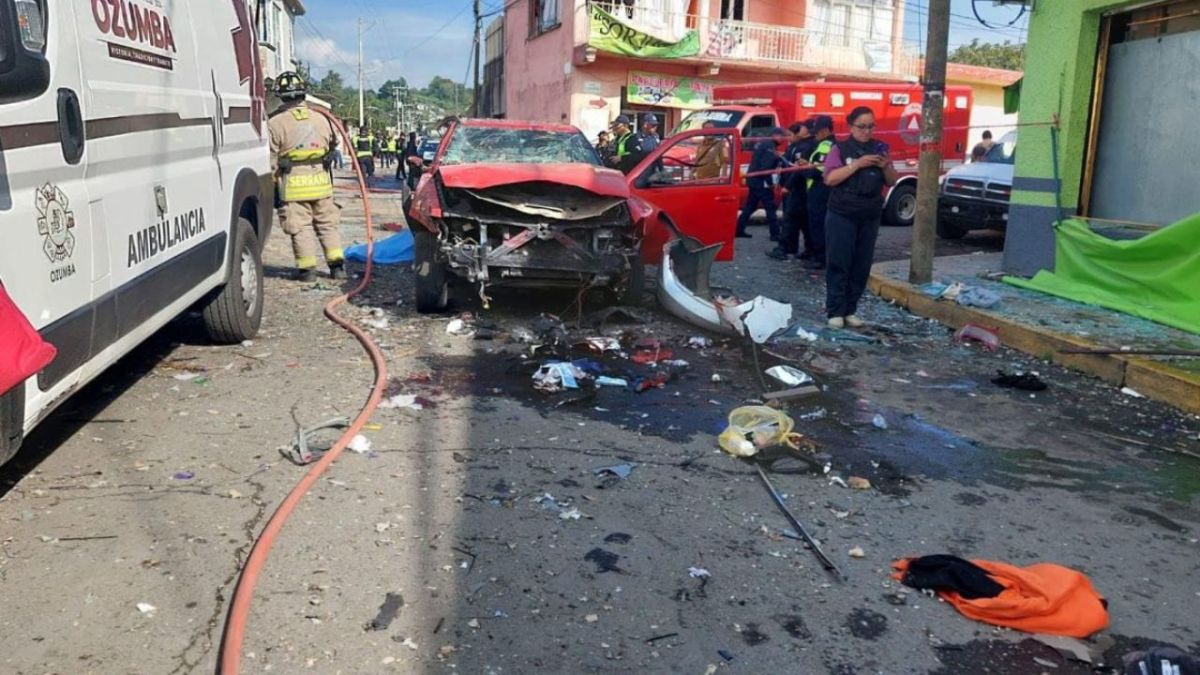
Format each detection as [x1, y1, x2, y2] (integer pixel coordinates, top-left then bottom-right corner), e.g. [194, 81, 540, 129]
[717, 405, 800, 457]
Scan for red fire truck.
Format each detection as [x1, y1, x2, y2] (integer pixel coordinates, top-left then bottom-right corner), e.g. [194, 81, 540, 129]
[674, 81, 973, 226]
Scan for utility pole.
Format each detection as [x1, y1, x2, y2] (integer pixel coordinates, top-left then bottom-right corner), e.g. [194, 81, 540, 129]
[472, 0, 481, 117]
[909, 0, 950, 285]
[357, 17, 365, 129]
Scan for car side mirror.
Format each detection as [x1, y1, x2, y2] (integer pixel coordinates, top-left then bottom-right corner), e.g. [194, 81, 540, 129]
[0, 0, 51, 104]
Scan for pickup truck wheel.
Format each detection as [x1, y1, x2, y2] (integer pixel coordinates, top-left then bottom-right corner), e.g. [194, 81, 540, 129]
[937, 217, 968, 240]
[619, 254, 646, 306]
[202, 217, 263, 343]
[414, 228, 449, 313]
[884, 184, 917, 226]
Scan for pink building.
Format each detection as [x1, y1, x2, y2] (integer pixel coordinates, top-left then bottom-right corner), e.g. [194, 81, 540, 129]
[501, 0, 916, 140]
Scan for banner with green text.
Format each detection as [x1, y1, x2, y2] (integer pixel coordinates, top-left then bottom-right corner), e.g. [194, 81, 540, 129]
[588, 4, 701, 59]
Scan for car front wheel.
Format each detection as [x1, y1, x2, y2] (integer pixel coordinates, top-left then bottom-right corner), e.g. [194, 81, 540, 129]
[414, 227, 450, 313]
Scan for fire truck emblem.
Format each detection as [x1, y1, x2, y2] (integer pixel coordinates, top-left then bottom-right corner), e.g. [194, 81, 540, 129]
[36, 182, 77, 263]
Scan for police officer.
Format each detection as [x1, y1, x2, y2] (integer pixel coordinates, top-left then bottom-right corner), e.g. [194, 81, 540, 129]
[800, 115, 836, 269]
[821, 106, 898, 329]
[735, 127, 788, 239]
[268, 72, 345, 282]
[608, 115, 638, 173]
[767, 121, 815, 260]
[637, 113, 661, 154]
[355, 127, 374, 177]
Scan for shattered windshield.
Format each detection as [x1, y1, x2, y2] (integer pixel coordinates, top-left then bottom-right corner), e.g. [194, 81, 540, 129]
[440, 127, 601, 166]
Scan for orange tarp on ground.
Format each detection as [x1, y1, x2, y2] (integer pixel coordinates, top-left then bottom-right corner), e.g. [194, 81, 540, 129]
[892, 558, 1109, 638]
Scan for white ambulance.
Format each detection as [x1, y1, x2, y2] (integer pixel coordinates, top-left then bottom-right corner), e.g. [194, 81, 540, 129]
[0, 0, 273, 462]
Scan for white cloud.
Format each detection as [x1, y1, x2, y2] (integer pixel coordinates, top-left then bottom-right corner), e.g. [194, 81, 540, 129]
[296, 36, 356, 69]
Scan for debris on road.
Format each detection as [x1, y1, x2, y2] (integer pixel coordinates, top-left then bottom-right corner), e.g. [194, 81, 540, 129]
[847, 476, 872, 490]
[848, 546, 866, 558]
[957, 286, 1001, 308]
[717, 406, 800, 457]
[992, 371, 1048, 391]
[593, 463, 635, 480]
[347, 434, 372, 454]
[631, 339, 674, 364]
[595, 376, 628, 387]
[532, 362, 589, 392]
[754, 464, 843, 579]
[283, 416, 351, 465]
[380, 394, 424, 410]
[765, 365, 814, 387]
[362, 307, 390, 329]
[954, 323, 1001, 351]
[170, 471, 195, 481]
[446, 316, 474, 336]
[367, 592, 405, 631]
[584, 547, 623, 573]
[872, 413, 889, 430]
[578, 337, 622, 353]
[762, 386, 821, 403]
[688, 336, 713, 348]
[688, 567, 711, 579]
[136, 602, 157, 617]
[1121, 387, 1145, 398]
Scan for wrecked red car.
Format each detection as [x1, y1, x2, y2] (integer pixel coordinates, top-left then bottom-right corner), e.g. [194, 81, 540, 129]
[406, 118, 743, 313]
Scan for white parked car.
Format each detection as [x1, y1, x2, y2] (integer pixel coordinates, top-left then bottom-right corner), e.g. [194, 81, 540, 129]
[0, 0, 272, 462]
[937, 130, 1017, 239]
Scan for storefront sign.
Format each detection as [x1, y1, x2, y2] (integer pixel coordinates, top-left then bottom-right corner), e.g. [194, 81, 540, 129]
[626, 70, 714, 110]
[588, 4, 700, 59]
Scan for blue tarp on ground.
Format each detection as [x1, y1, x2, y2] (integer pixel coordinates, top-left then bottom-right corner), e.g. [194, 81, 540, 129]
[345, 230, 414, 264]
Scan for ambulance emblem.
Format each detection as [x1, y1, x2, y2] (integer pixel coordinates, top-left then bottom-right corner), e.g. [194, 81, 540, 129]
[36, 182, 76, 263]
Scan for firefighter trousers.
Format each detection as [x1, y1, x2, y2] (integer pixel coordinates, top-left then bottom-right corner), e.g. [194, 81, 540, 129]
[278, 197, 343, 269]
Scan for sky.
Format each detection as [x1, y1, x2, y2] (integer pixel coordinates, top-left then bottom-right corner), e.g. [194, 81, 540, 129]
[297, 0, 1029, 91]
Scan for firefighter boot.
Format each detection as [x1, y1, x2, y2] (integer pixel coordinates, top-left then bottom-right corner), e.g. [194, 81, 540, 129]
[296, 267, 317, 283]
[328, 262, 347, 280]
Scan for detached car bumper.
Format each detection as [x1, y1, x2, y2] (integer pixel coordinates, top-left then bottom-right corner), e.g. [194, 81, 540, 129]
[938, 195, 1009, 230]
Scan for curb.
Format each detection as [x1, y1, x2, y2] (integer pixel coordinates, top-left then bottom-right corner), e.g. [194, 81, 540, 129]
[868, 272, 1200, 415]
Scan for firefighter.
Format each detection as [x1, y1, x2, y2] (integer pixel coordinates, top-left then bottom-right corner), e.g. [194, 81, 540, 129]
[355, 127, 375, 177]
[268, 71, 346, 282]
[386, 134, 397, 169]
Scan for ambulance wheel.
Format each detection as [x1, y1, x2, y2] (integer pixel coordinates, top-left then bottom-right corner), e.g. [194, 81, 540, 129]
[885, 184, 917, 226]
[202, 217, 264, 343]
[0, 385, 24, 466]
[414, 228, 449, 313]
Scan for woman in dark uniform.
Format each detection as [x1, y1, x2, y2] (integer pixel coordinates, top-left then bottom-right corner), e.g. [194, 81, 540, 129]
[821, 106, 898, 329]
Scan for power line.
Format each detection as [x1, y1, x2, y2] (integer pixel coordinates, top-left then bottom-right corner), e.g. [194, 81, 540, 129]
[297, 17, 358, 74]
[405, 2, 474, 55]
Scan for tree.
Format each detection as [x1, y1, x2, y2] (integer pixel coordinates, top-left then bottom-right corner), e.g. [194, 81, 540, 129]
[377, 78, 408, 99]
[948, 39, 1024, 71]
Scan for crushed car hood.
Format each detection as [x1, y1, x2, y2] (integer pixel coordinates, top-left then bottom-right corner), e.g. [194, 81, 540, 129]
[436, 163, 630, 199]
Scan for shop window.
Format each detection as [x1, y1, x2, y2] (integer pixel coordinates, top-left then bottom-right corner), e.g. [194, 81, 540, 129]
[531, 0, 561, 37]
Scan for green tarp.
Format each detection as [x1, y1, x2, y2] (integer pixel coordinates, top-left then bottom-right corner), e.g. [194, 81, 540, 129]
[588, 4, 701, 59]
[1005, 214, 1200, 335]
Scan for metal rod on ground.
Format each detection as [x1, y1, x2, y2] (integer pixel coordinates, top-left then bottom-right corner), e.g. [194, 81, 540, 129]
[1059, 347, 1200, 356]
[908, 0, 951, 285]
[754, 463, 844, 580]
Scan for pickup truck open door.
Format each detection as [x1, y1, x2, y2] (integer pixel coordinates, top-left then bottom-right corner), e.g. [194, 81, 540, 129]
[627, 128, 742, 264]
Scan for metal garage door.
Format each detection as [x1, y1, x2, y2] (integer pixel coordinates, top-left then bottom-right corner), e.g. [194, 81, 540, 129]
[1086, 1, 1200, 227]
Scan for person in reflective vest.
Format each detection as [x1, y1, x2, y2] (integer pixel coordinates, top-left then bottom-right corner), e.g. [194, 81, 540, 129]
[385, 136, 397, 169]
[800, 115, 836, 270]
[268, 71, 345, 282]
[609, 115, 638, 174]
[355, 130, 375, 177]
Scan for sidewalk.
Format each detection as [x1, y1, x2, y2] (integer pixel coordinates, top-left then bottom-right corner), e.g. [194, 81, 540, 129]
[869, 253, 1200, 414]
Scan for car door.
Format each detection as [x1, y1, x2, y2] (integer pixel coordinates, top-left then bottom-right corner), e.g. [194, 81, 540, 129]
[628, 128, 741, 264]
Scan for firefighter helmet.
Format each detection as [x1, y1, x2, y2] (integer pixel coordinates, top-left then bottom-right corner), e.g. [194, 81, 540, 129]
[276, 71, 307, 101]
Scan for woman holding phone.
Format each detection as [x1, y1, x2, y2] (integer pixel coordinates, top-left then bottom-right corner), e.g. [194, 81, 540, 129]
[821, 106, 898, 329]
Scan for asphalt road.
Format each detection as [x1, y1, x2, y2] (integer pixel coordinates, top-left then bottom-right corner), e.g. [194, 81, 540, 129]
[1, 184, 1197, 674]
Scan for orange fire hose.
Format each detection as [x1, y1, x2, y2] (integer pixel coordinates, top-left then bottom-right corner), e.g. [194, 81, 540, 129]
[218, 105, 389, 674]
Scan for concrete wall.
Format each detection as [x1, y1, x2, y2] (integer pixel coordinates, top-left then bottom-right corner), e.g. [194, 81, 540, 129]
[503, 0, 584, 124]
[1003, 0, 1130, 276]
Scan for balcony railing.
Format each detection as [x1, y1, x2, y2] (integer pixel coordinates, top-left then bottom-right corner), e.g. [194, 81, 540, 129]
[589, 1, 919, 80]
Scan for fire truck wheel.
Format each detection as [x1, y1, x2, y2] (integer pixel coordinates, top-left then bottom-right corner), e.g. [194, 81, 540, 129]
[884, 184, 917, 227]
[202, 217, 264, 343]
